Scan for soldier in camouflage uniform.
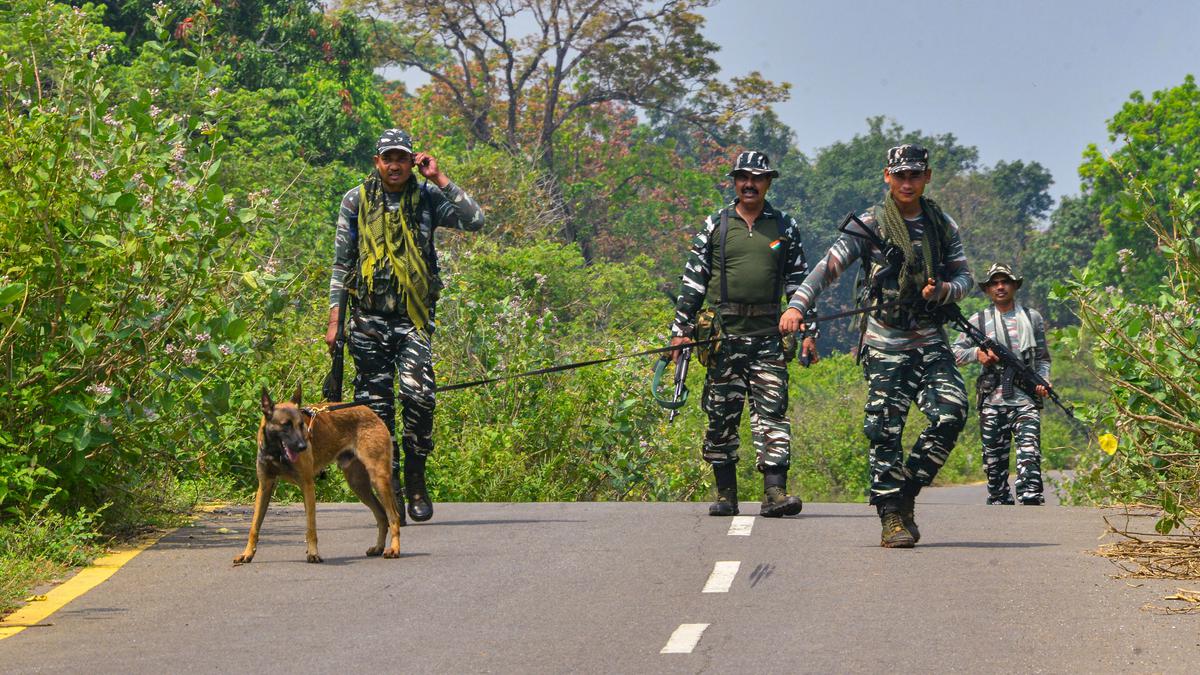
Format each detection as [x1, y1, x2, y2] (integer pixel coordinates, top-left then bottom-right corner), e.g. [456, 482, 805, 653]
[669, 151, 818, 518]
[326, 129, 485, 523]
[953, 263, 1051, 506]
[782, 145, 973, 548]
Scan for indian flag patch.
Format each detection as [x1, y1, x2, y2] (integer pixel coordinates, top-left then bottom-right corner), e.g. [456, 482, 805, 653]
[769, 239, 783, 250]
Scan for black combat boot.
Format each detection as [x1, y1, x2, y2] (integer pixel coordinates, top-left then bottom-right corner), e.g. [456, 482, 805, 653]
[389, 441, 408, 526]
[759, 466, 802, 518]
[899, 491, 919, 543]
[404, 451, 433, 522]
[877, 499, 915, 549]
[708, 462, 739, 516]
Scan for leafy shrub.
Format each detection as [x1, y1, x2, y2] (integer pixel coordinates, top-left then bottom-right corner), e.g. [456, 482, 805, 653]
[0, 2, 297, 519]
[1059, 176, 1199, 532]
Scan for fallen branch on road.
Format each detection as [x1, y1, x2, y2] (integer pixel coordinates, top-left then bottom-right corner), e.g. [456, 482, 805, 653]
[1094, 518, 1200, 614]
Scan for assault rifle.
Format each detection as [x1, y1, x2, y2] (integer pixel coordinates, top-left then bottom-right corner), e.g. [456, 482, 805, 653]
[937, 303, 1075, 420]
[652, 344, 692, 423]
[321, 288, 349, 402]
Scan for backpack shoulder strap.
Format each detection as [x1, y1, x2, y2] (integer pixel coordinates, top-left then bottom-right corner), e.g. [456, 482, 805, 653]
[774, 210, 791, 301]
[719, 207, 730, 305]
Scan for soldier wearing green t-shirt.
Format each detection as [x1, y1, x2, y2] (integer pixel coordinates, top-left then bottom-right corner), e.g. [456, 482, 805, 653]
[668, 152, 818, 518]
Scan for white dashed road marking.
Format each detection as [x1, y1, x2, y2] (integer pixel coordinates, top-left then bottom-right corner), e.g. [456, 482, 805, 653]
[661, 623, 710, 654]
[727, 516, 754, 536]
[701, 561, 741, 593]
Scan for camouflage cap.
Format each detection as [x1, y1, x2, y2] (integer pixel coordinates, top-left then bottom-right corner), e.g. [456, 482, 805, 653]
[979, 262, 1023, 290]
[886, 144, 929, 174]
[376, 128, 413, 156]
[727, 151, 779, 178]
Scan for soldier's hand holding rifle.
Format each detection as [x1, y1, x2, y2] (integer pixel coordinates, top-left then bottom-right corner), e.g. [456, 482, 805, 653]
[975, 346, 1047, 397]
[779, 307, 819, 365]
[669, 335, 692, 364]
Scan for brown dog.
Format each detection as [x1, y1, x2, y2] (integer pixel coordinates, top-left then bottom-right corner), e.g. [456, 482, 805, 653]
[234, 385, 402, 564]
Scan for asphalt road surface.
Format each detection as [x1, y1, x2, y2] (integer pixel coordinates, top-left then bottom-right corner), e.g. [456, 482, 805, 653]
[2, 482, 1197, 673]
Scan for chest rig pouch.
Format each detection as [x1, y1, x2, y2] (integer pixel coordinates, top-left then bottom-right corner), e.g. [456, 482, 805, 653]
[351, 188, 443, 321]
[852, 200, 948, 332]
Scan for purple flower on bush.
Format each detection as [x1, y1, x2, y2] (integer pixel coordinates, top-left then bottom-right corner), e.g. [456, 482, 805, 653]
[87, 382, 113, 397]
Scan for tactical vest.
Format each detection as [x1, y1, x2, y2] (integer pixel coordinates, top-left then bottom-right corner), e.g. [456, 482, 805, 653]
[855, 197, 950, 330]
[975, 306, 1044, 409]
[351, 186, 444, 320]
[705, 206, 792, 318]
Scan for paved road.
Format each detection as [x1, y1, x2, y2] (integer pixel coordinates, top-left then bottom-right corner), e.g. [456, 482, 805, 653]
[1, 482, 1196, 673]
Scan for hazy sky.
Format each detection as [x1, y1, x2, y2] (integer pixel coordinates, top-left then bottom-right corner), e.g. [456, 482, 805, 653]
[380, 0, 1199, 203]
[698, 0, 1200, 202]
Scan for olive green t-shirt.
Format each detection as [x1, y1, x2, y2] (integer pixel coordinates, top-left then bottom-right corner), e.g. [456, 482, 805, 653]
[705, 209, 788, 335]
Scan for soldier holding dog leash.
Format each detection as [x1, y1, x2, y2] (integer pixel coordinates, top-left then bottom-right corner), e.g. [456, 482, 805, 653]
[668, 151, 818, 518]
[326, 129, 485, 524]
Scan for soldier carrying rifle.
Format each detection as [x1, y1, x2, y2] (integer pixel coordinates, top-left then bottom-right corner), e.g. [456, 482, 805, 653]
[668, 151, 818, 519]
[326, 129, 485, 524]
[952, 263, 1052, 506]
[782, 145, 974, 548]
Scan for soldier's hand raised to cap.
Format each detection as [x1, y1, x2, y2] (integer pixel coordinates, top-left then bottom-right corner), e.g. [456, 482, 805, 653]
[414, 152, 450, 187]
[779, 307, 805, 334]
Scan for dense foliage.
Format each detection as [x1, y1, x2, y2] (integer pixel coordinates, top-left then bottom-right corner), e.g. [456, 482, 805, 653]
[1060, 173, 1200, 532]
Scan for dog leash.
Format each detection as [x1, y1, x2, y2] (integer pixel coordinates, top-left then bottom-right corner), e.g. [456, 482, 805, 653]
[301, 400, 374, 435]
[434, 300, 911, 393]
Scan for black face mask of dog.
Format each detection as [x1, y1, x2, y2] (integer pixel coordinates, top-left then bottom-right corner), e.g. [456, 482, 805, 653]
[260, 387, 309, 464]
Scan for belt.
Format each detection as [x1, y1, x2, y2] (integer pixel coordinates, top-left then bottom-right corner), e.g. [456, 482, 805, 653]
[718, 302, 779, 318]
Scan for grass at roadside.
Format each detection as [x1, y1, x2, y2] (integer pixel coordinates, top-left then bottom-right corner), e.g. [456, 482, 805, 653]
[0, 505, 106, 617]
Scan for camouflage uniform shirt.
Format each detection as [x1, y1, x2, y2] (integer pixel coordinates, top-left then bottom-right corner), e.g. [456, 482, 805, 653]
[328, 179, 485, 313]
[787, 209, 973, 351]
[952, 305, 1051, 406]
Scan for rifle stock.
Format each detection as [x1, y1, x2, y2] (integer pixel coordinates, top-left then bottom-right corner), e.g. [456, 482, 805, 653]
[321, 289, 349, 402]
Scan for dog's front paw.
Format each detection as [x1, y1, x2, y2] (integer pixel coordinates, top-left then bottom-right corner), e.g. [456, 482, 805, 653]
[306, 553, 323, 564]
[383, 546, 400, 559]
[365, 545, 383, 557]
[233, 553, 255, 565]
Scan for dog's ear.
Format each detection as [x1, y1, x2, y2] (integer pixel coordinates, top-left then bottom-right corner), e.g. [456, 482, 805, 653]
[291, 383, 302, 407]
[261, 386, 274, 418]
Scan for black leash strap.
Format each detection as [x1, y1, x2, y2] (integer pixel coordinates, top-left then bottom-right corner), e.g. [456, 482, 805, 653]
[434, 300, 908, 393]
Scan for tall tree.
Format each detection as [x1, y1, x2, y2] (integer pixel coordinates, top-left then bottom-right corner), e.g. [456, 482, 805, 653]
[354, 0, 787, 259]
[1079, 75, 1200, 293]
[1023, 196, 1102, 324]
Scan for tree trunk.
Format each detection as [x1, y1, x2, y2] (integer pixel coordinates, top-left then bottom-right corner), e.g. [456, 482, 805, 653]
[539, 144, 593, 264]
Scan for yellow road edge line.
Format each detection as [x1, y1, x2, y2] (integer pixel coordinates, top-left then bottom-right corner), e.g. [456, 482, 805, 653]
[0, 502, 228, 641]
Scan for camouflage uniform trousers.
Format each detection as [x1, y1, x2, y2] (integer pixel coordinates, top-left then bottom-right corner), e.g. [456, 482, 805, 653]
[701, 334, 791, 470]
[862, 341, 968, 505]
[348, 311, 436, 473]
[979, 401, 1043, 504]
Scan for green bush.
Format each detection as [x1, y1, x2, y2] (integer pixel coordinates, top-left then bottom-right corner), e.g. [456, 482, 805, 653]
[0, 1, 298, 519]
[0, 496, 105, 614]
[1058, 177, 1199, 531]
